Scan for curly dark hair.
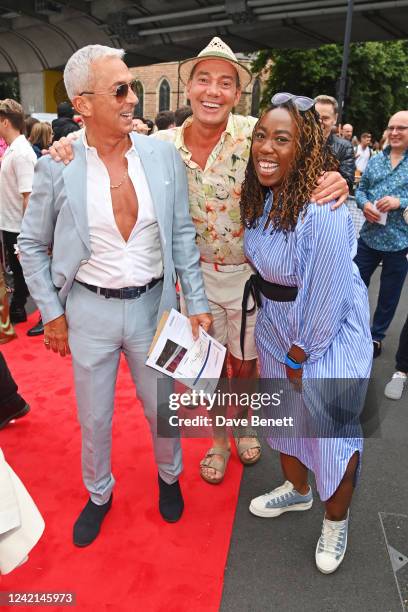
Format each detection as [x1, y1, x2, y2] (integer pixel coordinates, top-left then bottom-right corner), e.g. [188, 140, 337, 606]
[240, 101, 338, 232]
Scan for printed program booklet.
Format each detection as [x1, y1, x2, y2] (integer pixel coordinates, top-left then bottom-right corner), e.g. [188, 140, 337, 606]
[146, 309, 226, 393]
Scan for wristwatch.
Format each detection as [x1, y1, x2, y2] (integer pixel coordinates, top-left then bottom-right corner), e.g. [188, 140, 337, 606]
[284, 354, 303, 370]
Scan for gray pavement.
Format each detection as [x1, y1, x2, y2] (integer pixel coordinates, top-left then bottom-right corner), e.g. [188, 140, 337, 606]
[221, 270, 408, 612]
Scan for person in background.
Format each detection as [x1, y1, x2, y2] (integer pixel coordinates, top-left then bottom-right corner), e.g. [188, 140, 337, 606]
[0, 256, 30, 429]
[142, 118, 154, 135]
[52, 102, 80, 142]
[175, 105, 193, 127]
[0, 261, 30, 429]
[0, 352, 30, 429]
[133, 117, 154, 135]
[0, 446, 44, 575]
[26, 122, 54, 337]
[73, 115, 83, 128]
[384, 205, 408, 400]
[0, 100, 36, 327]
[24, 116, 39, 141]
[314, 95, 355, 191]
[0, 261, 16, 345]
[342, 123, 353, 141]
[384, 315, 408, 400]
[132, 116, 148, 134]
[355, 132, 372, 175]
[0, 136, 8, 161]
[354, 111, 408, 358]
[155, 110, 176, 131]
[29, 122, 53, 159]
[242, 93, 372, 574]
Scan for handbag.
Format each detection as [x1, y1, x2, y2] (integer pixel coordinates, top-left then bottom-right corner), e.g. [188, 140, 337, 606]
[0, 262, 17, 344]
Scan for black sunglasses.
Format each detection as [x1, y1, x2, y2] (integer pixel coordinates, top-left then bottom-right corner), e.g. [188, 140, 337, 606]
[271, 92, 315, 112]
[80, 80, 138, 99]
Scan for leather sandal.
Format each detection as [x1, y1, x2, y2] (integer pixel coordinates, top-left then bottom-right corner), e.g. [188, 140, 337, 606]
[234, 435, 261, 465]
[200, 447, 231, 484]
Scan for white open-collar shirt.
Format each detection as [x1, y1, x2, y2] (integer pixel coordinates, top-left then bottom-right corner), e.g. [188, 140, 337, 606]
[75, 132, 163, 288]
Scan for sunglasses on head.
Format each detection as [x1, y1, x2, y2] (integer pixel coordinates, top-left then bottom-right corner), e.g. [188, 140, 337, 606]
[271, 92, 315, 112]
[79, 80, 138, 99]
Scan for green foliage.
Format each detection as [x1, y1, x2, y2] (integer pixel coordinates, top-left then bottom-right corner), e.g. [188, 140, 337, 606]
[253, 41, 408, 139]
[0, 75, 20, 101]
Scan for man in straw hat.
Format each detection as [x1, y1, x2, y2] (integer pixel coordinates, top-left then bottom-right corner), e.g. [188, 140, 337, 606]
[156, 37, 349, 483]
[48, 37, 349, 485]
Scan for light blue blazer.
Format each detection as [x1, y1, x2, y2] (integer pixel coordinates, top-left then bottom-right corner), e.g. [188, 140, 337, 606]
[18, 132, 209, 324]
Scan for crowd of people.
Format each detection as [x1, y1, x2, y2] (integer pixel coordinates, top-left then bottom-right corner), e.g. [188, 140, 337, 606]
[0, 36, 407, 579]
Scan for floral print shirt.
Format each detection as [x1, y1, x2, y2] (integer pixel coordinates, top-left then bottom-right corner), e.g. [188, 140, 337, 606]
[355, 146, 408, 252]
[155, 113, 257, 264]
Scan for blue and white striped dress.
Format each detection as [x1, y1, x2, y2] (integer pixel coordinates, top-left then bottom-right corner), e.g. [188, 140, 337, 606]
[244, 193, 373, 501]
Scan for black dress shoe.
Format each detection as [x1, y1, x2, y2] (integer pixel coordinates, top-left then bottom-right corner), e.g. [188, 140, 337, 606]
[158, 475, 184, 522]
[0, 400, 30, 430]
[373, 340, 382, 358]
[27, 317, 44, 337]
[73, 495, 112, 547]
[10, 307, 27, 324]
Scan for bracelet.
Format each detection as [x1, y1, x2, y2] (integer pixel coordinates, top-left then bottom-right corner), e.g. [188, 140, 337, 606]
[284, 354, 303, 370]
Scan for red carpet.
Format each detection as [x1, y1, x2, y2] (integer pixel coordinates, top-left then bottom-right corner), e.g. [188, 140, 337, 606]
[0, 312, 243, 611]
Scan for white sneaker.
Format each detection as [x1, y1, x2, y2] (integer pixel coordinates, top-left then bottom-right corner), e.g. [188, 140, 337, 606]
[249, 480, 313, 518]
[315, 512, 349, 574]
[384, 371, 407, 400]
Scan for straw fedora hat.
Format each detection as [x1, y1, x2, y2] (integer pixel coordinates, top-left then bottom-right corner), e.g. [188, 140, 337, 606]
[178, 37, 252, 89]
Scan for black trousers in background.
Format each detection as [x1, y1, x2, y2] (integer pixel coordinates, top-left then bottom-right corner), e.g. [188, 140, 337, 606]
[0, 352, 25, 410]
[2, 230, 29, 309]
[396, 315, 408, 373]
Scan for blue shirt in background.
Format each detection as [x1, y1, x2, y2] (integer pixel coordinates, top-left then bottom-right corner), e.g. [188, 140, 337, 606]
[355, 146, 408, 252]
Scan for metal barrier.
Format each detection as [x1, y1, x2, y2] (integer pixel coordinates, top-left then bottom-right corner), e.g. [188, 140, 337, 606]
[346, 196, 365, 239]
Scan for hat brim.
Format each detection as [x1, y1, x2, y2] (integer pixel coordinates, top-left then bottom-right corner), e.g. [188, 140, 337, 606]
[178, 55, 252, 89]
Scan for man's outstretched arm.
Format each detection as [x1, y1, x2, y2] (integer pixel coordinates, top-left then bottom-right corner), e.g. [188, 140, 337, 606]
[312, 171, 349, 209]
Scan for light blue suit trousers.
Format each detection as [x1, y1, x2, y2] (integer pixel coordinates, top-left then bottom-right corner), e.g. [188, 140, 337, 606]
[66, 280, 181, 504]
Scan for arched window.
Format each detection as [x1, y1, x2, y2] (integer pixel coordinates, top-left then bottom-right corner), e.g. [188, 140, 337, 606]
[159, 78, 170, 111]
[134, 81, 144, 117]
[251, 78, 261, 117]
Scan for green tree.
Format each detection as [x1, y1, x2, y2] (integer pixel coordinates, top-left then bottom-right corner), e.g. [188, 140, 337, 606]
[0, 75, 20, 101]
[252, 41, 408, 139]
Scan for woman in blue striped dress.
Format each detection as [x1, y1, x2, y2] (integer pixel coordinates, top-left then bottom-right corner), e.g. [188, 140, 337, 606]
[241, 93, 373, 574]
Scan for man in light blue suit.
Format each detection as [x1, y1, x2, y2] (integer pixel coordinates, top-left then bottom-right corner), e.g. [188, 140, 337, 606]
[18, 45, 211, 546]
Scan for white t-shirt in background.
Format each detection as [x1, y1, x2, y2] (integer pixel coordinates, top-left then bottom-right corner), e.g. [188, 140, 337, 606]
[355, 144, 371, 174]
[0, 135, 36, 233]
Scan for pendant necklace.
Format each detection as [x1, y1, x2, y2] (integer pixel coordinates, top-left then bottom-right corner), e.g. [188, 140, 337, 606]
[110, 169, 128, 189]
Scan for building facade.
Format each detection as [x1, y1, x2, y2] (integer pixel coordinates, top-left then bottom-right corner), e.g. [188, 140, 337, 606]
[130, 58, 264, 121]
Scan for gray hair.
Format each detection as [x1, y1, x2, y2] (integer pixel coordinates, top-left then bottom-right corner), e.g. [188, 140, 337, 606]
[314, 94, 338, 114]
[64, 45, 125, 100]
